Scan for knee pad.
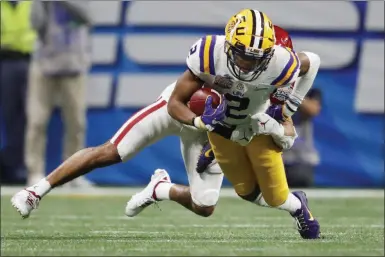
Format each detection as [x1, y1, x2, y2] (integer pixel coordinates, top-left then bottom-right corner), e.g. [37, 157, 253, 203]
[192, 189, 219, 207]
[232, 180, 258, 198]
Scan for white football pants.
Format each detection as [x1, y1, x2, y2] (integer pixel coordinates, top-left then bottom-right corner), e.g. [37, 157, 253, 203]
[110, 97, 223, 207]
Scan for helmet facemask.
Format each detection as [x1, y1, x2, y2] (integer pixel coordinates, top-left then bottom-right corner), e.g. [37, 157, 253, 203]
[225, 41, 274, 82]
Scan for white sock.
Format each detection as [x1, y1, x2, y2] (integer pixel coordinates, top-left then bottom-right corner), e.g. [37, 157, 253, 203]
[255, 192, 301, 214]
[276, 193, 302, 214]
[255, 194, 270, 207]
[26, 178, 52, 198]
[154, 182, 174, 200]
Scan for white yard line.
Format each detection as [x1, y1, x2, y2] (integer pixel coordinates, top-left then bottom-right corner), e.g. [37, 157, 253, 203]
[91, 230, 163, 234]
[1, 186, 384, 198]
[18, 216, 381, 229]
[85, 223, 385, 229]
[234, 247, 384, 252]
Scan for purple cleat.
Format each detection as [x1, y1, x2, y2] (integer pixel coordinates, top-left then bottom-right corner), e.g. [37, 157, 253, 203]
[291, 191, 321, 239]
[196, 142, 215, 173]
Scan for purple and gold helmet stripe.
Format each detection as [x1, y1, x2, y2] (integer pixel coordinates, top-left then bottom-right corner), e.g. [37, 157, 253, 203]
[249, 9, 257, 48]
[271, 48, 300, 87]
[257, 11, 265, 49]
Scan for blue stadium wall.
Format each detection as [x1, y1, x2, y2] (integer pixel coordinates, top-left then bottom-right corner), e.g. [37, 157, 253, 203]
[4, 1, 385, 187]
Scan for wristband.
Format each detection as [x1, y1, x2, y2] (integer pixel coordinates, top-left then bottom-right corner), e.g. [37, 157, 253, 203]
[193, 117, 207, 130]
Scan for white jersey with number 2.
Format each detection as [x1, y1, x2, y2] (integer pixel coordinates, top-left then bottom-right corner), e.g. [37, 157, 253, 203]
[185, 35, 301, 126]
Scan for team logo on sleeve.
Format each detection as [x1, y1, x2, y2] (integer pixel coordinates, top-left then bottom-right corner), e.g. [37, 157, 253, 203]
[270, 85, 293, 104]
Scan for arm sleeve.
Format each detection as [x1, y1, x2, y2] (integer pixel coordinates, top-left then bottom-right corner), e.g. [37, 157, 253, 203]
[284, 51, 321, 116]
[290, 51, 321, 102]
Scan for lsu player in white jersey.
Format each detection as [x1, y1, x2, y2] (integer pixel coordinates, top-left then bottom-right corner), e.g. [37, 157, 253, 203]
[126, 13, 320, 239]
[164, 9, 321, 239]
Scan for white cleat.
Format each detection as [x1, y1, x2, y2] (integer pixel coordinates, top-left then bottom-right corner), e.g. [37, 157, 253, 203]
[125, 169, 171, 217]
[11, 189, 41, 219]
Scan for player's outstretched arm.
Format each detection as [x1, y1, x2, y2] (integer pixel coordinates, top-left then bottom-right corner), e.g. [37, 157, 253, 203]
[288, 51, 321, 110]
[167, 69, 204, 126]
[46, 142, 121, 188]
[267, 52, 320, 123]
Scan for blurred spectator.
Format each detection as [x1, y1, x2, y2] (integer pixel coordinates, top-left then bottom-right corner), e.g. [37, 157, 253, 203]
[283, 88, 323, 188]
[25, 1, 92, 187]
[0, 1, 36, 185]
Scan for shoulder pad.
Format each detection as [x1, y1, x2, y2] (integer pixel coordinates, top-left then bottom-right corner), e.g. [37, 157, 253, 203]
[271, 46, 300, 87]
[186, 35, 218, 77]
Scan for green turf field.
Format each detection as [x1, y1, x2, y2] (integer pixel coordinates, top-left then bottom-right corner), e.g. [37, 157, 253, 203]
[1, 191, 384, 256]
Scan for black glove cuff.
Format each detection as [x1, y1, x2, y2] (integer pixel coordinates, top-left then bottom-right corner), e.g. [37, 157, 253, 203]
[212, 123, 234, 139]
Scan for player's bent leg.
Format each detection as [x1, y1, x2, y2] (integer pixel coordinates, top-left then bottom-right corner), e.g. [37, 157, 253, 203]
[183, 132, 223, 215]
[189, 165, 223, 217]
[126, 167, 217, 217]
[236, 187, 261, 202]
[50, 98, 174, 188]
[246, 135, 289, 206]
[208, 132, 256, 197]
[111, 99, 178, 161]
[245, 135, 320, 239]
[156, 130, 223, 217]
[12, 98, 177, 219]
[169, 184, 216, 217]
[106, 99, 185, 217]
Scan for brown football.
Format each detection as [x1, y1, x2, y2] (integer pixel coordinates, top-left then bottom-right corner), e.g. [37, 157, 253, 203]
[189, 88, 221, 116]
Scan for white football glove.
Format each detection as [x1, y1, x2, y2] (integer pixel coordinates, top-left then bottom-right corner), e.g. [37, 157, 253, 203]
[250, 113, 298, 150]
[251, 113, 284, 137]
[230, 123, 254, 146]
[272, 129, 298, 150]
